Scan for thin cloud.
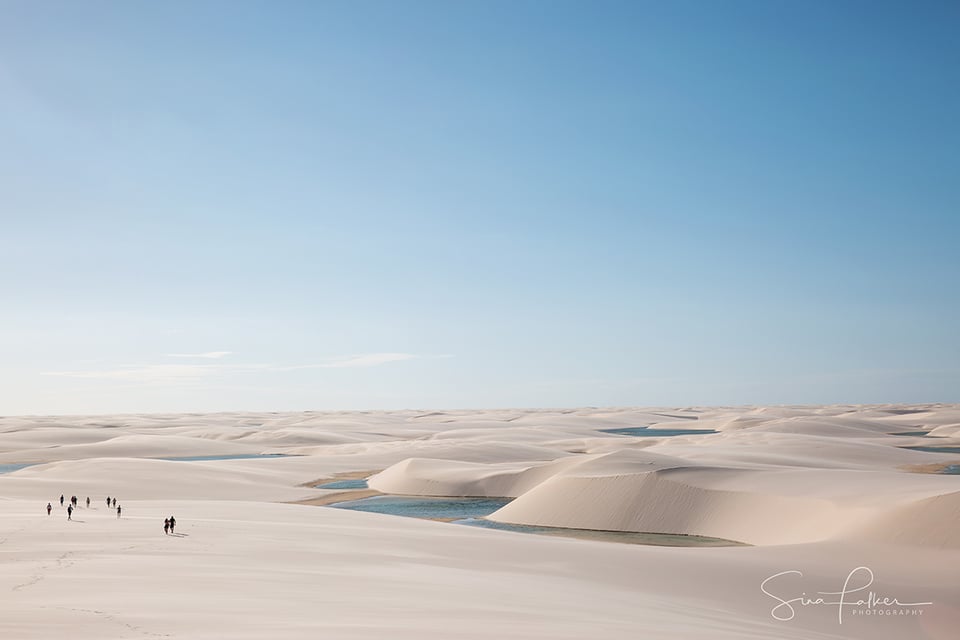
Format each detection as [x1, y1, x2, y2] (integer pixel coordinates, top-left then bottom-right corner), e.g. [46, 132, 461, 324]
[42, 363, 268, 382]
[41, 353, 451, 383]
[166, 351, 233, 359]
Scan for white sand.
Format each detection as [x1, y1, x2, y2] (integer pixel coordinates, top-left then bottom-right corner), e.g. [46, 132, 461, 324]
[1, 405, 958, 639]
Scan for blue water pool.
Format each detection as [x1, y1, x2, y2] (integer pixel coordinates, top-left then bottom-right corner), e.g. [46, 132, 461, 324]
[456, 518, 746, 547]
[602, 427, 717, 437]
[0, 463, 33, 474]
[903, 446, 960, 454]
[156, 453, 296, 462]
[315, 478, 369, 490]
[327, 495, 747, 546]
[330, 495, 512, 520]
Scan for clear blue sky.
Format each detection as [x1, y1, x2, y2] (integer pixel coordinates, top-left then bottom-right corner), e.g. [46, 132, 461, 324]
[1, 0, 957, 414]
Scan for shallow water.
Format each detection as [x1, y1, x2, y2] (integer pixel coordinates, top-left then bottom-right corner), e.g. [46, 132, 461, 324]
[602, 427, 717, 437]
[330, 495, 511, 520]
[903, 446, 960, 454]
[457, 518, 746, 547]
[942, 464, 960, 475]
[0, 463, 33, 474]
[893, 431, 931, 436]
[328, 495, 747, 546]
[315, 478, 369, 490]
[156, 453, 295, 462]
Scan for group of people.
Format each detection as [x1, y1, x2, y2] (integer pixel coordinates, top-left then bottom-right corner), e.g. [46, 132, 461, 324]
[48, 494, 122, 519]
[46, 495, 178, 534]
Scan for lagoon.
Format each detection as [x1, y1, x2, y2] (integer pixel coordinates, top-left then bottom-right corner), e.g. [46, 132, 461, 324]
[602, 427, 717, 437]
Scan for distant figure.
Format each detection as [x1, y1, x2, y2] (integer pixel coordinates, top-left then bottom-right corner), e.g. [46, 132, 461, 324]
[67, 504, 73, 520]
[71, 496, 77, 508]
[106, 496, 111, 507]
[47, 503, 52, 515]
[168, 516, 176, 533]
[86, 497, 90, 508]
[60, 494, 64, 506]
[164, 518, 170, 534]
[116, 505, 121, 518]
[112, 498, 117, 508]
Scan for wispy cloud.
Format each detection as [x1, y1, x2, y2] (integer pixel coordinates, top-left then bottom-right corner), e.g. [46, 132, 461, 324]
[41, 353, 451, 383]
[166, 351, 233, 359]
[41, 363, 267, 382]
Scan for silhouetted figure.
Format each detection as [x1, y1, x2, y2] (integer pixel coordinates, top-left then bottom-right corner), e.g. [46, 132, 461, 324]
[60, 494, 64, 506]
[47, 503, 52, 515]
[112, 498, 117, 508]
[86, 497, 90, 508]
[116, 505, 121, 518]
[71, 496, 77, 508]
[67, 504, 73, 520]
[106, 496, 111, 507]
[168, 516, 176, 533]
[164, 518, 170, 534]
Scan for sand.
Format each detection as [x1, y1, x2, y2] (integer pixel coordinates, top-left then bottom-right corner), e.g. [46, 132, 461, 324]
[1, 405, 958, 639]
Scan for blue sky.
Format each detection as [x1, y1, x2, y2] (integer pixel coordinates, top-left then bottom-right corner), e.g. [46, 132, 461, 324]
[1, 1, 958, 414]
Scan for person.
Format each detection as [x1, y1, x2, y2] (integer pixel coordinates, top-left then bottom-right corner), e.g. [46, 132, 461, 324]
[67, 504, 73, 520]
[112, 498, 117, 508]
[168, 516, 176, 533]
[106, 496, 111, 507]
[86, 497, 90, 508]
[60, 494, 64, 506]
[47, 503, 52, 515]
[116, 505, 121, 518]
[164, 518, 170, 534]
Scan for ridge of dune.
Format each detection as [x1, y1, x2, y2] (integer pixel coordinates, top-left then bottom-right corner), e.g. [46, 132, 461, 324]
[488, 468, 859, 545]
[487, 463, 960, 547]
[368, 449, 690, 497]
[1, 457, 315, 501]
[844, 490, 960, 548]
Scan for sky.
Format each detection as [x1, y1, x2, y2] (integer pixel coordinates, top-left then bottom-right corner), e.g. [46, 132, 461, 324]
[1, 0, 958, 414]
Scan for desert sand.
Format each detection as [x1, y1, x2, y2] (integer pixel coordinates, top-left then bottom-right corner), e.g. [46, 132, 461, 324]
[1, 405, 958, 639]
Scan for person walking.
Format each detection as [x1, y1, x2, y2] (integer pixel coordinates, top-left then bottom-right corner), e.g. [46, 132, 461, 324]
[46, 503, 52, 515]
[106, 496, 111, 507]
[168, 516, 176, 533]
[60, 494, 64, 506]
[112, 498, 117, 508]
[85, 497, 90, 508]
[164, 518, 170, 534]
[116, 505, 121, 518]
[67, 504, 73, 520]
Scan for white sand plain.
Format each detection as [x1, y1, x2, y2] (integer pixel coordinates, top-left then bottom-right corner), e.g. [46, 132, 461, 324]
[1, 405, 958, 639]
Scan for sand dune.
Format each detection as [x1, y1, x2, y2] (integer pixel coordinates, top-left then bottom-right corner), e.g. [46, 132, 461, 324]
[1, 405, 958, 639]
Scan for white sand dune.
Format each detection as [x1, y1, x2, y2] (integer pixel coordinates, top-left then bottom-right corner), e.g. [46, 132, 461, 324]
[487, 463, 960, 547]
[367, 449, 687, 498]
[1, 405, 959, 639]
